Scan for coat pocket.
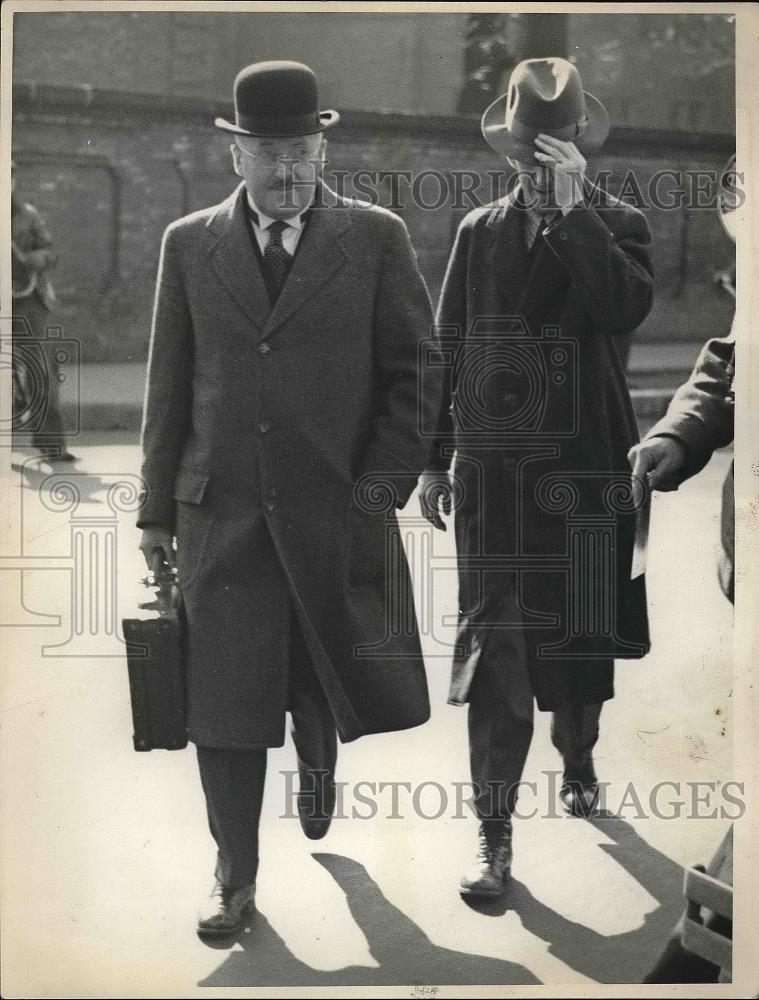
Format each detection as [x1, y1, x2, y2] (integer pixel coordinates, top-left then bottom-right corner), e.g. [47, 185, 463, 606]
[174, 502, 213, 590]
[173, 465, 210, 505]
[173, 466, 212, 589]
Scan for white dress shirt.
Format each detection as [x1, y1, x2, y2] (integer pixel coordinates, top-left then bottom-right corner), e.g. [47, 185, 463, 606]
[517, 181, 573, 250]
[246, 194, 308, 256]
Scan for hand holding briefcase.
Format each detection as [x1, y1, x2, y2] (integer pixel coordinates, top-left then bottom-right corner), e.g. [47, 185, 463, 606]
[123, 559, 188, 751]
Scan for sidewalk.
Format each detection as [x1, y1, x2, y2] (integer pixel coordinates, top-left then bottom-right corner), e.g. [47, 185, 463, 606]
[0, 435, 734, 993]
[58, 341, 702, 433]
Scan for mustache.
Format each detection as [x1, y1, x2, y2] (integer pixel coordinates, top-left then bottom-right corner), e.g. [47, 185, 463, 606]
[266, 180, 313, 190]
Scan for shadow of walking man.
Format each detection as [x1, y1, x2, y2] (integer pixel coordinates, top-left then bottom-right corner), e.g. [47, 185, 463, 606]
[12, 456, 112, 506]
[464, 816, 693, 984]
[200, 852, 540, 988]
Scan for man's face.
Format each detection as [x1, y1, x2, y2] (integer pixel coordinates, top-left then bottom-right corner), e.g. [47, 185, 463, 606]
[231, 133, 326, 219]
[508, 155, 556, 214]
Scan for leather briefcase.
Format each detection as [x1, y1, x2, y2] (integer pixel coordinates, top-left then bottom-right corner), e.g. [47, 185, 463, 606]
[123, 564, 188, 751]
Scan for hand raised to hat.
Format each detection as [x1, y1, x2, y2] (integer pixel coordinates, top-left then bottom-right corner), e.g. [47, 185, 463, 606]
[534, 134, 587, 215]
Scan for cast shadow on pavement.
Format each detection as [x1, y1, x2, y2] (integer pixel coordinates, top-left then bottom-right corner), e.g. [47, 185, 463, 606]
[463, 816, 686, 984]
[199, 853, 540, 987]
[12, 456, 111, 506]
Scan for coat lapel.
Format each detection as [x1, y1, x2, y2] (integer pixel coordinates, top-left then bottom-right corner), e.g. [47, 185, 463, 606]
[515, 226, 570, 323]
[484, 194, 528, 314]
[485, 191, 570, 329]
[262, 185, 350, 339]
[207, 184, 270, 333]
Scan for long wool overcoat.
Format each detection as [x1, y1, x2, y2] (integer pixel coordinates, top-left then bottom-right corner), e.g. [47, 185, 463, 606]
[646, 327, 735, 602]
[138, 183, 441, 748]
[427, 187, 654, 711]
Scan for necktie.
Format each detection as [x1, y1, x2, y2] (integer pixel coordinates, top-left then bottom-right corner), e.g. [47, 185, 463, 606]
[263, 220, 291, 302]
[524, 210, 542, 254]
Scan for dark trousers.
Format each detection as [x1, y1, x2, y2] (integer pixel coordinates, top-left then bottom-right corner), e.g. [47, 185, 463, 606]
[12, 296, 68, 447]
[468, 649, 603, 820]
[196, 631, 337, 889]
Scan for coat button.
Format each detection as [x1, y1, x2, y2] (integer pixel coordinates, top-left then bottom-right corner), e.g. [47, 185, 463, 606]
[258, 343, 270, 356]
[559, 231, 569, 241]
[259, 421, 271, 434]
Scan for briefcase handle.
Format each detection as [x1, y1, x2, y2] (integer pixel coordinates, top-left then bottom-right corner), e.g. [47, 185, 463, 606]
[139, 553, 181, 615]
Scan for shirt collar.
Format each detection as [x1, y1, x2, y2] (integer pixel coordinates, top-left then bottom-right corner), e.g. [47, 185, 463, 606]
[246, 193, 308, 231]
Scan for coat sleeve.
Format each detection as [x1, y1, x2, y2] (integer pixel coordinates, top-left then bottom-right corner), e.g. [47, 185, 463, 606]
[137, 225, 194, 530]
[543, 199, 654, 335]
[26, 204, 57, 261]
[359, 213, 441, 508]
[645, 327, 735, 482]
[424, 220, 471, 474]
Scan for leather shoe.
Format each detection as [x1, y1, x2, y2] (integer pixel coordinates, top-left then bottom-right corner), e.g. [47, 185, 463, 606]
[460, 820, 513, 898]
[297, 768, 336, 840]
[559, 759, 599, 817]
[559, 780, 599, 817]
[197, 881, 255, 937]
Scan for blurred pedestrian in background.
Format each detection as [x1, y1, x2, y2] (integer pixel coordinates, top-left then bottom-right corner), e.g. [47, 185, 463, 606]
[11, 159, 76, 462]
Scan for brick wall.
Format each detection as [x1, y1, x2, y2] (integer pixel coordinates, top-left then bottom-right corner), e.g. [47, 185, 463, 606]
[13, 11, 733, 131]
[12, 11, 467, 115]
[11, 87, 735, 363]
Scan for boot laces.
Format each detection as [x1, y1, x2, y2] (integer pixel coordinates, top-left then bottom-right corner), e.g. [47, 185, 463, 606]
[477, 822, 512, 865]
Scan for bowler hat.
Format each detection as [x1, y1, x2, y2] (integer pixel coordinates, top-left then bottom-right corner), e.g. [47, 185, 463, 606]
[215, 60, 339, 137]
[482, 57, 609, 159]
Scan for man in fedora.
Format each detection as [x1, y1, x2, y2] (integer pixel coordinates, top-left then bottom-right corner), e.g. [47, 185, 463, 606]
[419, 57, 654, 897]
[137, 61, 440, 935]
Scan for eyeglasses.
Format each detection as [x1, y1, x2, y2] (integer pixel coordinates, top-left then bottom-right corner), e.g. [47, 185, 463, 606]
[237, 145, 322, 167]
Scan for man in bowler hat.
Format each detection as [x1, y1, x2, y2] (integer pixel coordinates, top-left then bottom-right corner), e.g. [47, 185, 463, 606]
[420, 58, 654, 897]
[137, 61, 440, 935]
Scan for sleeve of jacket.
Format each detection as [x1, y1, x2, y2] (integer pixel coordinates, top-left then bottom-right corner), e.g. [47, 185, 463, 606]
[359, 212, 441, 508]
[137, 224, 194, 530]
[543, 198, 654, 335]
[644, 327, 735, 483]
[27, 204, 57, 260]
[424, 219, 472, 474]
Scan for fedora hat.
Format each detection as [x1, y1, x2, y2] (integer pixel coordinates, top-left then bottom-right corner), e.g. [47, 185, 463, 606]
[215, 60, 340, 137]
[482, 57, 609, 159]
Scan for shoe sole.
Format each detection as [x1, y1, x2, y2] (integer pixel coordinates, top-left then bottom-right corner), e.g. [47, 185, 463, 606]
[197, 903, 255, 937]
[459, 870, 511, 898]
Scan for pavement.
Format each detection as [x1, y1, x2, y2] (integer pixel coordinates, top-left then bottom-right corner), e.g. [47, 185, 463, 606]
[0, 433, 734, 996]
[55, 341, 704, 432]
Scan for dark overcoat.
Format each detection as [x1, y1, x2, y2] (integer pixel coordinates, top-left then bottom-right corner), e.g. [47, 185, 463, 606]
[138, 183, 441, 748]
[427, 187, 654, 711]
[646, 327, 735, 602]
[12, 198, 57, 310]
